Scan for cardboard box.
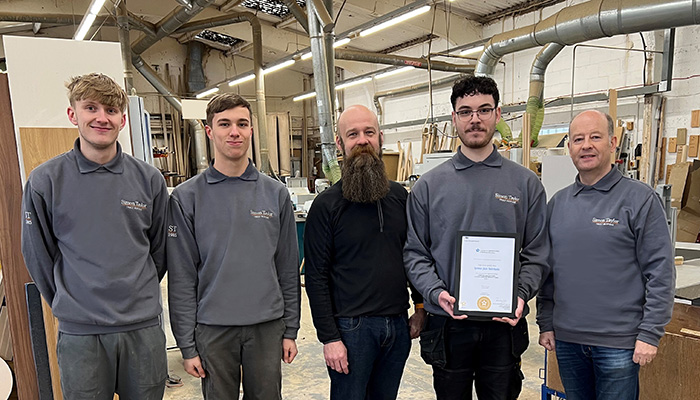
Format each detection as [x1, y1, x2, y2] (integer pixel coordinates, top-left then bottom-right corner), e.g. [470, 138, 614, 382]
[683, 162, 700, 215]
[669, 162, 691, 209]
[677, 209, 700, 243]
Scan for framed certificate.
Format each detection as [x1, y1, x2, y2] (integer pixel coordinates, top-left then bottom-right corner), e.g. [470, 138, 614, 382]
[453, 231, 520, 319]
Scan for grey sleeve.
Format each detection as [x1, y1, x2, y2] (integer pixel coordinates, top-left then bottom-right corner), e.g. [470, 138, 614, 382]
[149, 175, 168, 281]
[21, 178, 58, 305]
[518, 180, 551, 302]
[634, 193, 676, 347]
[166, 194, 200, 359]
[276, 191, 301, 339]
[404, 181, 447, 307]
[536, 200, 556, 333]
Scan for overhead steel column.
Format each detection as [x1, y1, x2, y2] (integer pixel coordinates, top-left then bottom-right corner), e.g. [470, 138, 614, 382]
[308, 0, 341, 183]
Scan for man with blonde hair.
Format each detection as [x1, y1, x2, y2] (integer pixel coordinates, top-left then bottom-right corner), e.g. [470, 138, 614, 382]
[168, 93, 300, 399]
[22, 73, 168, 399]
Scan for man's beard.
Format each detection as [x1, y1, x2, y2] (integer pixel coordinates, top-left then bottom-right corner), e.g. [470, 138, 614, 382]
[461, 122, 495, 149]
[341, 144, 390, 203]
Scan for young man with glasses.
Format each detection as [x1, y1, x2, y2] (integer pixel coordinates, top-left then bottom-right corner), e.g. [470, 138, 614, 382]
[404, 76, 550, 399]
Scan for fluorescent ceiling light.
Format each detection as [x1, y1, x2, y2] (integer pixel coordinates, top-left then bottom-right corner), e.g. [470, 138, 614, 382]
[460, 45, 484, 55]
[336, 77, 372, 90]
[360, 5, 431, 37]
[73, 0, 107, 40]
[228, 74, 255, 86]
[334, 38, 351, 48]
[301, 38, 351, 61]
[195, 87, 220, 99]
[375, 66, 415, 79]
[262, 59, 295, 75]
[293, 92, 317, 101]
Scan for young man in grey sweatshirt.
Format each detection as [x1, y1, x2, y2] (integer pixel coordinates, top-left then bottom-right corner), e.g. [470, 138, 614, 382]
[537, 110, 675, 400]
[22, 73, 168, 399]
[167, 93, 300, 399]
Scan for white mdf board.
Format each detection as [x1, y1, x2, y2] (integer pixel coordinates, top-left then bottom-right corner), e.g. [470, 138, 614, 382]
[542, 155, 578, 201]
[3, 36, 131, 181]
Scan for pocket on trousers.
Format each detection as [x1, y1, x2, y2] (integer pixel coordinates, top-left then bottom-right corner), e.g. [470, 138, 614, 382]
[337, 316, 362, 332]
[419, 316, 447, 368]
[511, 319, 529, 357]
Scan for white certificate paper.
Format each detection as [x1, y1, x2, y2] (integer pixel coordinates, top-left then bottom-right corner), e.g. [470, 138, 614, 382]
[456, 234, 517, 315]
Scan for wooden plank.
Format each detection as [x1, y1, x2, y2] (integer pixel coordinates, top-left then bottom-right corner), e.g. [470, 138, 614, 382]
[18, 128, 78, 175]
[678, 128, 688, 145]
[678, 145, 689, 164]
[266, 114, 279, 175]
[640, 97, 653, 184]
[652, 97, 667, 187]
[608, 88, 618, 123]
[669, 137, 678, 153]
[278, 113, 291, 176]
[613, 126, 624, 164]
[689, 135, 699, 158]
[0, 71, 41, 399]
[692, 110, 700, 128]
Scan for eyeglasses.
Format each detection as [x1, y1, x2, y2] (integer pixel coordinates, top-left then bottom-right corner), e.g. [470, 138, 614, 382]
[455, 108, 495, 121]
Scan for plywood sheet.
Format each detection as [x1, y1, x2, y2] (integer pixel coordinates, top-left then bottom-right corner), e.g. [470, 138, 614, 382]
[689, 135, 699, 158]
[692, 110, 700, 128]
[678, 128, 688, 145]
[266, 114, 279, 174]
[19, 127, 78, 175]
[277, 113, 291, 176]
[669, 137, 678, 153]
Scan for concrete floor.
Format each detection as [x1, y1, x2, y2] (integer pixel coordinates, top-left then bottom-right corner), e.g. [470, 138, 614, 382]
[161, 279, 549, 400]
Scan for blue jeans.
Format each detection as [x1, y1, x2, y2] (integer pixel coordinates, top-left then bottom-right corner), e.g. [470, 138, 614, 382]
[555, 340, 639, 400]
[329, 313, 411, 400]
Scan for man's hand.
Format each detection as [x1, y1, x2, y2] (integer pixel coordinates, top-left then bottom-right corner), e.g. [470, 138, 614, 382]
[493, 297, 525, 326]
[282, 338, 298, 364]
[539, 331, 555, 351]
[633, 340, 658, 366]
[324, 341, 349, 374]
[438, 290, 468, 320]
[184, 356, 206, 378]
[408, 307, 427, 339]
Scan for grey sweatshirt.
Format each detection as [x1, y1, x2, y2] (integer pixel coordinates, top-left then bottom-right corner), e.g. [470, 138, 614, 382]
[404, 146, 550, 317]
[167, 161, 300, 359]
[537, 168, 675, 348]
[21, 140, 168, 334]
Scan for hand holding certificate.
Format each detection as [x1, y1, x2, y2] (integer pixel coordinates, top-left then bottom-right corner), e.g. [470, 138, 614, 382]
[454, 231, 520, 319]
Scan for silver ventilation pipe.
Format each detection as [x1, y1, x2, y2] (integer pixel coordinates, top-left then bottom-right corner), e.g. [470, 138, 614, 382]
[117, 1, 135, 93]
[336, 49, 474, 73]
[173, 12, 271, 174]
[311, 0, 334, 32]
[373, 74, 465, 125]
[308, 0, 341, 183]
[132, 55, 209, 173]
[0, 12, 156, 36]
[476, 0, 700, 77]
[281, 0, 309, 33]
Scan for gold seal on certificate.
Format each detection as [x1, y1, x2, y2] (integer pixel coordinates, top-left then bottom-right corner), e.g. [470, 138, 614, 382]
[454, 231, 520, 319]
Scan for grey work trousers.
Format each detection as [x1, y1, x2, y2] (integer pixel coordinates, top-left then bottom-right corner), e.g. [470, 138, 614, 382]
[196, 318, 286, 400]
[56, 324, 167, 400]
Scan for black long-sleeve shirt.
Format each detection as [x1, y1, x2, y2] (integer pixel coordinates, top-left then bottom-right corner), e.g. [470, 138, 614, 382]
[304, 180, 422, 344]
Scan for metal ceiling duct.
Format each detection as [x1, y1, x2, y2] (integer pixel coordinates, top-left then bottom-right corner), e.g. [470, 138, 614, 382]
[336, 49, 474, 74]
[281, 0, 309, 33]
[476, 0, 700, 77]
[0, 12, 156, 36]
[525, 43, 564, 146]
[308, 0, 341, 183]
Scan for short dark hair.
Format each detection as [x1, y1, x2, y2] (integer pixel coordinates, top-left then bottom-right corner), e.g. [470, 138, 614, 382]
[206, 93, 252, 126]
[450, 76, 500, 110]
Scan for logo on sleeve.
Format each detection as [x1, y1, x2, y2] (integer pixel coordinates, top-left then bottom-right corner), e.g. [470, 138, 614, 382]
[250, 209, 275, 220]
[494, 192, 520, 205]
[24, 211, 33, 225]
[168, 225, 178, 238]
[592, 217, 619, 226]
[121, 199, 147, 211]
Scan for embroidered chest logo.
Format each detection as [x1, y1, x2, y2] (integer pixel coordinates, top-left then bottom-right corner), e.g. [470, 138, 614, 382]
[494, 192, 520, 205]
[592, 217, 619, 227]
[24, 211, 33, 225]
[250, 209, 274, 220]
[121, 199, 147, 211]
[168, 225, 178, 238]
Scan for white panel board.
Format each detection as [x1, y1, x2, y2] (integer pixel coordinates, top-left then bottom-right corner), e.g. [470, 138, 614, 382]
[182, 99, 208, 120]
[542, 155, 579, 201]
[3, 36, 131, 180]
